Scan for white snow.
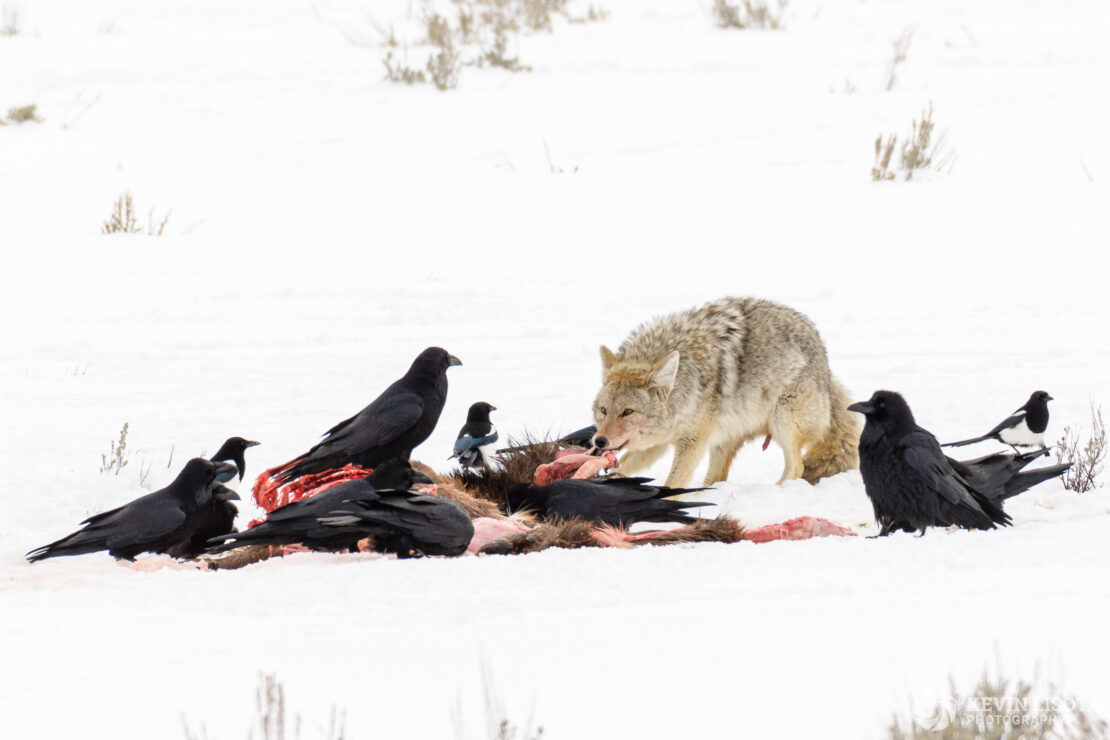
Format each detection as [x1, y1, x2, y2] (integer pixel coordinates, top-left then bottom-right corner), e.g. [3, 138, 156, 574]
[2, 0, 1109, 737]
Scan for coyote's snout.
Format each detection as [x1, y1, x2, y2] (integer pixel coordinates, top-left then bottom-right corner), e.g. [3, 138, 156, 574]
[591, 297, 860, 488]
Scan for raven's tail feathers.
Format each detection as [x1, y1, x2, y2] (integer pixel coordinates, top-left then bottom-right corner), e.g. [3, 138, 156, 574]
[1000, 463, 1071, 501]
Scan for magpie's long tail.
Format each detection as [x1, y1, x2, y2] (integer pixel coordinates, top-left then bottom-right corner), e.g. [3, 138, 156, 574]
[942, 434, 990, 448]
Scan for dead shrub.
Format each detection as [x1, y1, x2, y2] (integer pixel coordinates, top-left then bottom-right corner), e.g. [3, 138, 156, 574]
[712, 0, 788, 30]
[1056, 403, 1106, 493]
[871, 103, 956, 181]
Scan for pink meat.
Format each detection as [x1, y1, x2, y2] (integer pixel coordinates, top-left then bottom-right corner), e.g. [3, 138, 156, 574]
[533, 449, 619, 485]
[467, 516, 532, 554]
[745, 516, 857, 543]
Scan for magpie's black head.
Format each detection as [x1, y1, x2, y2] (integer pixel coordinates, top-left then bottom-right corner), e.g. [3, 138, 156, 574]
[848, 390, 915, 427]
[210, 437, 259, 480]
[365, 457, 435, 491]
[466, 401, 497, 422]
[1026, 390, 1053, 406]
[212, 436, 260, 460]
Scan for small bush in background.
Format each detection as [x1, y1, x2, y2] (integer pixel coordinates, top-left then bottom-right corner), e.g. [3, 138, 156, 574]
[2, 103, 43, 124]
[100, 422, 130, 476]
[384, 0, 606, 90]
[102, 192, 172, 235]
[712, 0, 788, 30]
[885, 25, 914, 91]
[1, 4, 19, 36]
[871, 103, 955, 181]
[183, 673, 346, 740]
[1056, 403, 1106, 493]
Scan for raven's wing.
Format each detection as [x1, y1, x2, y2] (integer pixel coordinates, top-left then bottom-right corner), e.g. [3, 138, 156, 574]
[313, 391, 424, 455]
[100, 496, 188, 548]
[901, 432, 984, 513]
[324, 494, 472, 551]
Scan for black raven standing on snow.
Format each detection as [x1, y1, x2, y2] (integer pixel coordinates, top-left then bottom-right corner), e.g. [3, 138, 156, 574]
[206, 458, 435, 554]
[169, 437, 260, 559]
[848, 390, 1011, 536]
[450, 402, 499, 469]
[942, 390, 1053, 452]
[275, 347, 462, 484]
[26, 457, 238, 562]
[505, 477, 712, 527]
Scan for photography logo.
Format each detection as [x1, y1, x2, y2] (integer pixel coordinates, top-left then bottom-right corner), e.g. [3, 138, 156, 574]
[915, 700, 956, 732]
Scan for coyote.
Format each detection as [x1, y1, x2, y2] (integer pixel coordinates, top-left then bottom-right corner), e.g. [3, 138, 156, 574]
[591, 297, 860, 488]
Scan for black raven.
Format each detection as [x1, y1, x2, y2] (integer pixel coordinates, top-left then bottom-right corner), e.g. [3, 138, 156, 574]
[275, 347, 461, 484]
[27, 458, 237, 562]
[450, 402, 498, 469]
[943, 390, 1053, 451]
[318, 492, 474, 558]
[206, 458, 434, 554]
[505, 477, 712, 527]
[848, 390, 1010, 536]
[171, 437, 260, 558]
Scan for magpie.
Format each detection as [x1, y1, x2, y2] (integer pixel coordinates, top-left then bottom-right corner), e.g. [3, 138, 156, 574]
[505, 477, 712, 527]
[209, 436, 260, 486]
[206, 458, 434, 554]
[27, 458, 238, 562]
[275, 347, 462, 484]
[849, 390, 1010, 536]
[943, 390, 1053, 452]
[450, 402, 498, 469]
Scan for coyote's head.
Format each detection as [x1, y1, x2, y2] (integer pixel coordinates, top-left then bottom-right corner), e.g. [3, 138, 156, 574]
[591, 346, 679, 453]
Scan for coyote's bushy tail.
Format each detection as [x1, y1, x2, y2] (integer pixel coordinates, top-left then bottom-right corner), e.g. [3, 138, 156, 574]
[802, 377, 861, 484]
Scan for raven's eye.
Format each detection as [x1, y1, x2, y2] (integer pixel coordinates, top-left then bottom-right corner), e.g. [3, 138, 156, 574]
[621, 408, 634, 417]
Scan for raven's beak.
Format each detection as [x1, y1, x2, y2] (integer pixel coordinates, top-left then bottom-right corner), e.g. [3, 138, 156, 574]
[412, 470, 435, 486]
[214, 485, 240, 501]
[1046, 395, 1054, 402]
[448, 354, 463, 367]
[245, 440, 260, 448]
[847, 401, 874, 415]
[212, 461, 238, 479]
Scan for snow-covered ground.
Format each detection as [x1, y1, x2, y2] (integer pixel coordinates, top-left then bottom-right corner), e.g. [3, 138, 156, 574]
[2, 0, 1109, 736]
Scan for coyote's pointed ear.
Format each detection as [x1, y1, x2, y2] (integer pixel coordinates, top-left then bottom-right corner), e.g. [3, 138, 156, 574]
[650, 351, 680, 392]
[600, 345, 619, 373]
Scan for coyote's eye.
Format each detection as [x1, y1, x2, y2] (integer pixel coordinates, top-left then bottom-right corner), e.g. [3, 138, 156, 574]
[620, 408, 634, 417]
[599, 407, 608, 416]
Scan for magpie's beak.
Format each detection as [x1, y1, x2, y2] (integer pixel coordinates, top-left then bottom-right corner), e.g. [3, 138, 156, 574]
[847, 401, 874, 415]
[1046, 395, 1054, 402]
[245, 440, 260, 448]
[412, 470, 435, 486]
[448, 354, 463, 367]
[489, 405, 497, 412]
